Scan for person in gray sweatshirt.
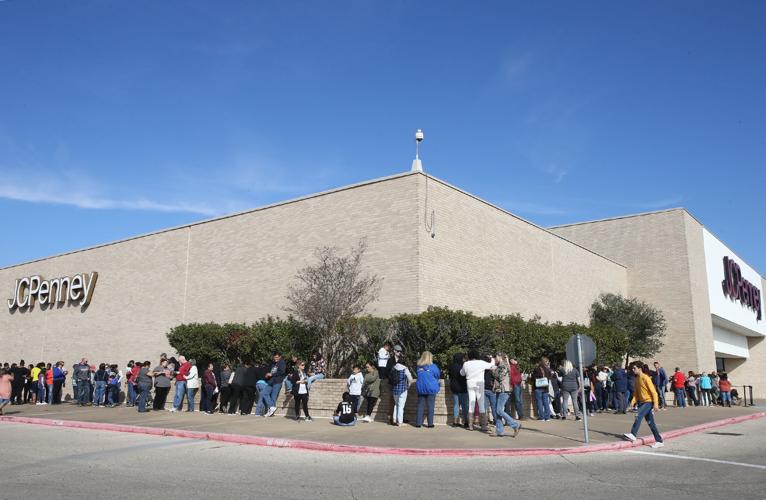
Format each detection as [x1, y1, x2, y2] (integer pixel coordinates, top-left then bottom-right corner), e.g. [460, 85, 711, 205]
[560, 360, 582, 420]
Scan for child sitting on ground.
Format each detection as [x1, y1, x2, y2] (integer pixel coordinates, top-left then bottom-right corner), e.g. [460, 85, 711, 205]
[333, 392, 357, 426]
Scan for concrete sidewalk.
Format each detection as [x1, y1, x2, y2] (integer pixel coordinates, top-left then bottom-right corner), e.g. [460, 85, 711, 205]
[2, 402, 763, 451]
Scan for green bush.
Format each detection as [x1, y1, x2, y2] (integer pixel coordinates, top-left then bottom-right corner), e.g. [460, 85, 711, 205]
[167, 307, 632, 376]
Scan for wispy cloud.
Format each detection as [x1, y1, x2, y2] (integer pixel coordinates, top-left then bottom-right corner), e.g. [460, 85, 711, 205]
[543, 163, 568, 183]
[0, 169, 221, 216]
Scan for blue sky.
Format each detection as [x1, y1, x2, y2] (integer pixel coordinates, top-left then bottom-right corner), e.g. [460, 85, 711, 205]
[1, 1, 765, 274]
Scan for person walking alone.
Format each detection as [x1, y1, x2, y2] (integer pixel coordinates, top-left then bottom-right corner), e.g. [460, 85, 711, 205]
[623, 362, 664, 448]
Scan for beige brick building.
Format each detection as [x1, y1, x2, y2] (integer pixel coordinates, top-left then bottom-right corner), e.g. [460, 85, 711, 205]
[2, 171, 763, 396]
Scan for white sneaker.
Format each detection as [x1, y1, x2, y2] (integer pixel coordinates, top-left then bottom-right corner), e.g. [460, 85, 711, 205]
[266, 406, 277, 417]
[650, 441, 665, 449]
[623, 432, 637, 442]
[362, 416, 371, 423]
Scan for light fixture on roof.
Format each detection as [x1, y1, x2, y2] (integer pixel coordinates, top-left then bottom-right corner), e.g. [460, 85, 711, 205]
[411, 129, 424, 172]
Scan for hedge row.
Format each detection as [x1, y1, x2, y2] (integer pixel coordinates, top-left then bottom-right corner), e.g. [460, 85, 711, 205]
[166, 307, 629, 376]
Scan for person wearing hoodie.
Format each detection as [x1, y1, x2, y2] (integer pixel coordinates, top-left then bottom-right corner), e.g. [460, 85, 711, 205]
[448, 353, 469, 428]
[390, 355, 413, 426]
[414, 351, 441, 428]
[460, 350, 495, 432]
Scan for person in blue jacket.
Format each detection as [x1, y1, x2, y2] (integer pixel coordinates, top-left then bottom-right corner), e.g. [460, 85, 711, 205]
[415, 351, 441, 428]
[652, 362, 668, 409]
[612, 364, 628, 414]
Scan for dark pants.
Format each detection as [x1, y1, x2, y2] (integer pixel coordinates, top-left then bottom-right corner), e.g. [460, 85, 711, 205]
[219, 386, 231, 412]
[137, 383, 151, 412]
[294, 393, 309, 418]
[53, 381, 63, 404]
[240, 386, 256, 415]
[349, 394, 361, 414]
[365, 396, 378, 416]
[614, 391, 627, 413]
[11, 383, 24, 404]
[228, 384, 241, 414]
[153, 386, 170, 410]
[204, 384, 217, 412]
[416, 394, 436, 427]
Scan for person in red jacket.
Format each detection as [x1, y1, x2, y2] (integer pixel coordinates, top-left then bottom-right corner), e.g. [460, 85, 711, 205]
[672, 367, 686, 408]
[170, 356, 190, 412]
[505, 358, 525, 420]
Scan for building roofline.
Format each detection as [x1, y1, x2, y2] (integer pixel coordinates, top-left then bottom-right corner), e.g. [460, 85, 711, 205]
[547, 207, 694, 229]
[0, 171, 419, 271]
[421, 174, 627, 269]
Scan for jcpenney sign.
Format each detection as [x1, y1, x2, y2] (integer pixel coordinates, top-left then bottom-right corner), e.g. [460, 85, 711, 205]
[7, 272, 98, 311]
[722, 257, 761, 321]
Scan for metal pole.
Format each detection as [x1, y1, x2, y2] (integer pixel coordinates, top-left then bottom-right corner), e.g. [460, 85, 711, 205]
[577, 333, 589, 444]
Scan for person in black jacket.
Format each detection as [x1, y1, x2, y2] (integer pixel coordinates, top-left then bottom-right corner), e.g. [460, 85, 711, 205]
[448, 353, 468, 428]
[240, 360, 258, 415]
[289, 360, 312, 422]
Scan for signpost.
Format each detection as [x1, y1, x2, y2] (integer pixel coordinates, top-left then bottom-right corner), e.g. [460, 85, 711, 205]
[566, 332, 596, 444]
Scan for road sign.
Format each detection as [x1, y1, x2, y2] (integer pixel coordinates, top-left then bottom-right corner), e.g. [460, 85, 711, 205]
[566, 333, 596, 367]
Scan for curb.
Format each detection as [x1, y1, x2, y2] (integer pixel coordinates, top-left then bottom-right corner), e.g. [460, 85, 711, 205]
[2, 411, 765, 457]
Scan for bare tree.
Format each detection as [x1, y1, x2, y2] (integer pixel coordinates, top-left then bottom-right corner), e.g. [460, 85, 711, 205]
[285, 239, 382, 374]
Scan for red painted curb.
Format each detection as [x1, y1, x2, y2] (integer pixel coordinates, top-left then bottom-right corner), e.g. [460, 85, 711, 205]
[2, 411, 764, 457]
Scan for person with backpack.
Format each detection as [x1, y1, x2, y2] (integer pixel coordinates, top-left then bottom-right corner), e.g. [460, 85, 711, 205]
[414, 351, 440, 428]
[390, 353, 413, 426]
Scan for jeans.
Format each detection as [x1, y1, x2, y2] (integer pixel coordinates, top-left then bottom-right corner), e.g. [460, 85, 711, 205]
[511, 384, 524, 419]
[630, 402, 663, 443]
[721, 391, 732, 406]
[186, 387, 198, 411]
[416, 393, 436, 427]
[393, 391, 408, 424]
[284, 378, 293, 393]
[107, 385, 118, 405]
[687, 387, 699, 406]
[484, 390, 497, 422]
[47, 383, 54, 404]
[534, 388, 551, 420]
[674, 388, 686, 407]
[495, 392, 520, 435]
[137, 383, 151, 412]
[467, 382, 486, 414]
[306, 373, 325, 389]
[127, 382, 136, 406]
[700, 389, 710, 406]
[38, 382, 46, 403]
[333, 416, 356, 426]
[255, 381, 269, 415]
[656, 385, 666, 408]
[78, 382, 90, 405]
[561, 389, 581, 418]
[452, 392, 468, 423]
[173, 381, 186, 410]
[94, 381, 106, 406]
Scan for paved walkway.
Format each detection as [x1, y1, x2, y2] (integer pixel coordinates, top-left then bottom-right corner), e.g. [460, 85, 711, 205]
[2, 402, 764, 451]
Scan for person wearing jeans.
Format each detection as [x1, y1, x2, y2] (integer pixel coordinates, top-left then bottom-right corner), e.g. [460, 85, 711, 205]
[623, 362, 664, 448]
[448, 353, 469, 427]
[185, 359, 199, 412]
[492, 353, 521, 437]
[262, 352, 286, 417]
[172, 356, 190, 412]
[391, 359, 413, 426]
[559, 361, 582, 420]
[414, 352, 440, 428]
[531, 358, 552, 421]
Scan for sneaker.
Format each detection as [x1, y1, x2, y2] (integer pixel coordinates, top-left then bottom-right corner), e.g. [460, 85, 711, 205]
[306, 417, 313, 422]
[362, 416, 371, 423]
[650, 441, 665, 449]
[266, 406, 277, 417]
[512, 424, 522, 438]
[622, 432, 637, 442]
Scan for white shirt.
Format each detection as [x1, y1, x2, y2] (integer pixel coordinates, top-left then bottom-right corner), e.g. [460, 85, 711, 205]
[348, 372, 364, 396]
[298, 372, 308, 394]
[186, 366, 200, 389]
[460, 359, 495, 387]
[377, 348, 390, 368]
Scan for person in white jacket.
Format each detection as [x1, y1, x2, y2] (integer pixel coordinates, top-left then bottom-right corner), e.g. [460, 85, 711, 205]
[185, 359, 200, 412]
[460, 350, 495, 431]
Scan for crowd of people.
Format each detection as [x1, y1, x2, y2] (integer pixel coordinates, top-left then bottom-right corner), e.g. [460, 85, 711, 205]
[0, 342, 741, 446]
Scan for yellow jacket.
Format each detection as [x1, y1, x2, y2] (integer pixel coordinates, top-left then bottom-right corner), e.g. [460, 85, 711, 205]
[631, 372, 659, 406]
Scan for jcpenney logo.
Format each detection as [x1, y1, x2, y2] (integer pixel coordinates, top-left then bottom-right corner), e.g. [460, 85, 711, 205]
[7, 272, 98, 311]
[722, 257, 762, 321]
